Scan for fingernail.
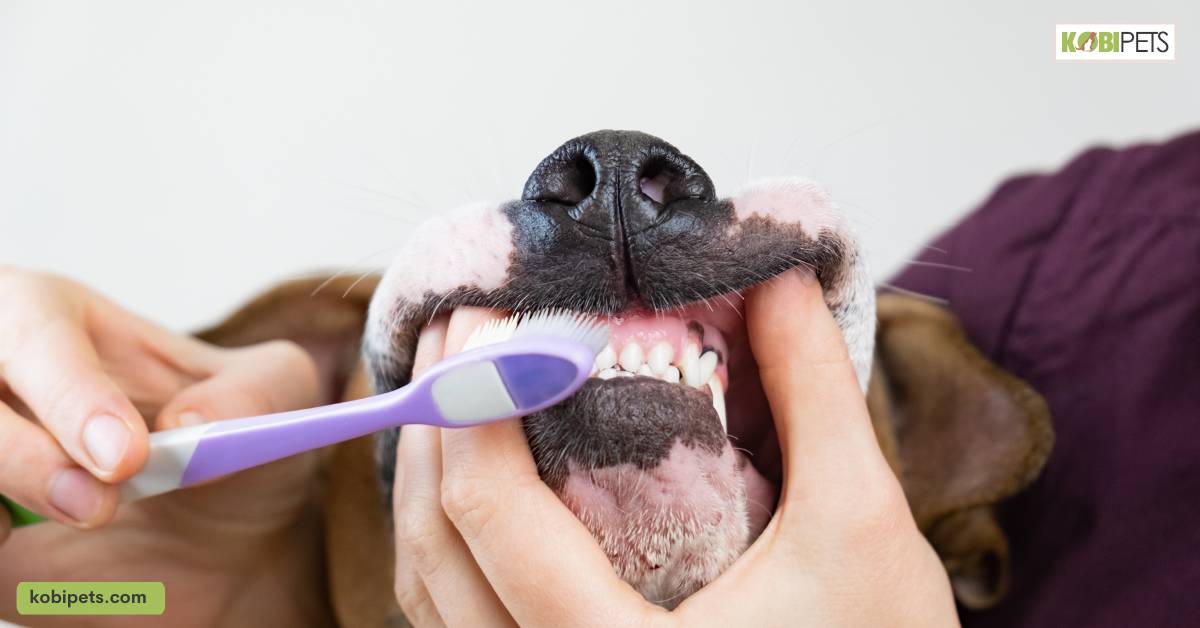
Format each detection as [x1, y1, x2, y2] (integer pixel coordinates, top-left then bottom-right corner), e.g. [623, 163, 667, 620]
[83, 414, 130, 473]
[48, 468, 105, 523]
[177, 411, 206, 427]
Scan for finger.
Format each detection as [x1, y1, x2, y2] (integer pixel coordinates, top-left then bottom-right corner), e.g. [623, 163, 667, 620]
[392, 317, 449, 627]
[412, 314, 450, 377]
[437, 307, 659, 625]
[0, 498, 10, 544]
[0, 401, 118, 527]
[156, 340, 320, 430]
[744, 269, 894, 498]
[393, 565, 445, 628]
[147, 341, 321, 521]
[0, 318, 149, 481]
[440, 307, 506, 356]
[395, 425, 515, 627]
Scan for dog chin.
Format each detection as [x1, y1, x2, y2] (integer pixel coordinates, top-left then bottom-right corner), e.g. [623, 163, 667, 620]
[560, 443, 752, 608]
[534, 376, 777, 607]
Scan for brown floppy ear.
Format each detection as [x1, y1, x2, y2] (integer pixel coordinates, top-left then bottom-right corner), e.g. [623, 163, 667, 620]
[866, 294, 1053, 610]
[196, 273, 406, 627]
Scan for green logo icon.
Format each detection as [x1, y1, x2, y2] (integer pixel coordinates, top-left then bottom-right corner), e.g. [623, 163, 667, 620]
[1061, 31, 1123, 53]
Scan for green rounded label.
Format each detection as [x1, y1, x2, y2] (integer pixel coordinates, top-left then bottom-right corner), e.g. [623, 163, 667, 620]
[17, 582, 166, 616]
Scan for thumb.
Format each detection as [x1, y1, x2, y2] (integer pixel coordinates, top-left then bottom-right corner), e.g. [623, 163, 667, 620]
[156, 340, 320, 429]
[745, 268, 890, 500]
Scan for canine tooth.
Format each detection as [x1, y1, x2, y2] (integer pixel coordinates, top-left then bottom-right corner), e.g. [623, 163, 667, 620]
[662, 366, 680, 384]
[637, 364, 654, 377]
[647, 342, 673, 375]
[708, 376, 727, 432]
[594, 345, 617, 371]
[698, 351, 718, 385]
[618, 342, 644, 372]
[681, 344, 702, 387]
[597, 368, 619, 380]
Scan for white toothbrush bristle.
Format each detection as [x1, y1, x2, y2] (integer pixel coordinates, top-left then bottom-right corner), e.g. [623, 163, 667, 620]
[462, 309, 610, 356]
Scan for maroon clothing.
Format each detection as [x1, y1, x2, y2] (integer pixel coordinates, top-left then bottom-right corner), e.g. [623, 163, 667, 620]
[891, 130, 1200, 627]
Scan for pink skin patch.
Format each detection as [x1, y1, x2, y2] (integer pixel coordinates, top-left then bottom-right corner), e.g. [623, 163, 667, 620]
[558, 440, 768, 607]
[374, 201, 513, 308]
[731, 177, 844, 238]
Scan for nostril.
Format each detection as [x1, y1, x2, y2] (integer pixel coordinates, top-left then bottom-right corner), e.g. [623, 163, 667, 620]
[525, 151, 597, 206]
[638, 157, 701, 207]
[639, 171, 672, 204]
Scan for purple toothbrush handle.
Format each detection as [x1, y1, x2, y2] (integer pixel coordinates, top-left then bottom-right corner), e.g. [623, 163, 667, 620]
[179, 389, 418, 487]
[179, 336, 593, 487]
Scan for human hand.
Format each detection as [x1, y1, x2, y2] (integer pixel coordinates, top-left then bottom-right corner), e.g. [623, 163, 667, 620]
[389, 269, 959, 627]
[0, 268, 332, 625]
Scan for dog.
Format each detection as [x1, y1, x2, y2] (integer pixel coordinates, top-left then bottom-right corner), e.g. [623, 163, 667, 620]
[198, 131, 1053, 626]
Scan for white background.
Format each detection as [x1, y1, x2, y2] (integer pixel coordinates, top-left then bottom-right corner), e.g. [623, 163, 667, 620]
[2, 0, 1197, 330]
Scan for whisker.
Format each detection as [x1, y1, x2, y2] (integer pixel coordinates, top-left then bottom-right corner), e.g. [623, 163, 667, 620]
[745, 498, 774, 520]
[813, 117, 899, 177]
[877, 282, 949, 305]
[322, 177, 426, 210]
[813, 115, 895, 158]
[904, 260, 972, 273]
[337, 205, 421, 226]
[310, 244, 400, 297]
[341, 269, 378, 298]
[744, 129, 759, 182]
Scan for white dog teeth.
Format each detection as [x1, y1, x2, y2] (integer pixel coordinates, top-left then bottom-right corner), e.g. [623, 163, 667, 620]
[681, 343, 701, 387]
[594, 345, 617, 372]
[662, 366, 681, 383]
[618, 342, 644, 372]
[647, 342, 673, 375]
[698, 351, 718, 385]
[708, 376, 726, 432]
[591, 341, 720, 392]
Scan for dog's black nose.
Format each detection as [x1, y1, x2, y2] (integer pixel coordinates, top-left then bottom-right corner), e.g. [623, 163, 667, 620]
[522, 130, 716, 238]
[508, 130, 730, 310]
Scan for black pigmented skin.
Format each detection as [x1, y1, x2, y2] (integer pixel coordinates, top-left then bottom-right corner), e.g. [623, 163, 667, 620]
[500, 131, 843, 314]
[371, 130, 847, 510]
[524, 378, 726, 491]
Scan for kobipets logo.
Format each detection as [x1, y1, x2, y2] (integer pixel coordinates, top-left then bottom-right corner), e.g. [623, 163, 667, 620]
[1056, 24, 1176, 60]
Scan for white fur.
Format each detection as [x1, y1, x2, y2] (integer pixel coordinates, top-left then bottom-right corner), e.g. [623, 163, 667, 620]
[731, 176, 846, 239]
[364, 201, 512, 370]
[732, 177, 875, 391]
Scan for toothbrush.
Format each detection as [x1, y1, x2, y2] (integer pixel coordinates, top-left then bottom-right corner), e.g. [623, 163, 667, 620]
[1, 310, 608, 527]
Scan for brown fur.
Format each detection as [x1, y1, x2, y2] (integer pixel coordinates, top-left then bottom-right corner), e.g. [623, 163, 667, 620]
[197, 275, 406, 627]
[198, 277, 1052, 625]
[867, 294, 1054, 608]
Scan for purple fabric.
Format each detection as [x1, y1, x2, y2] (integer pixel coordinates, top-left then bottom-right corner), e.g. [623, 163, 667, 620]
[890, 130, 1200, 627]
